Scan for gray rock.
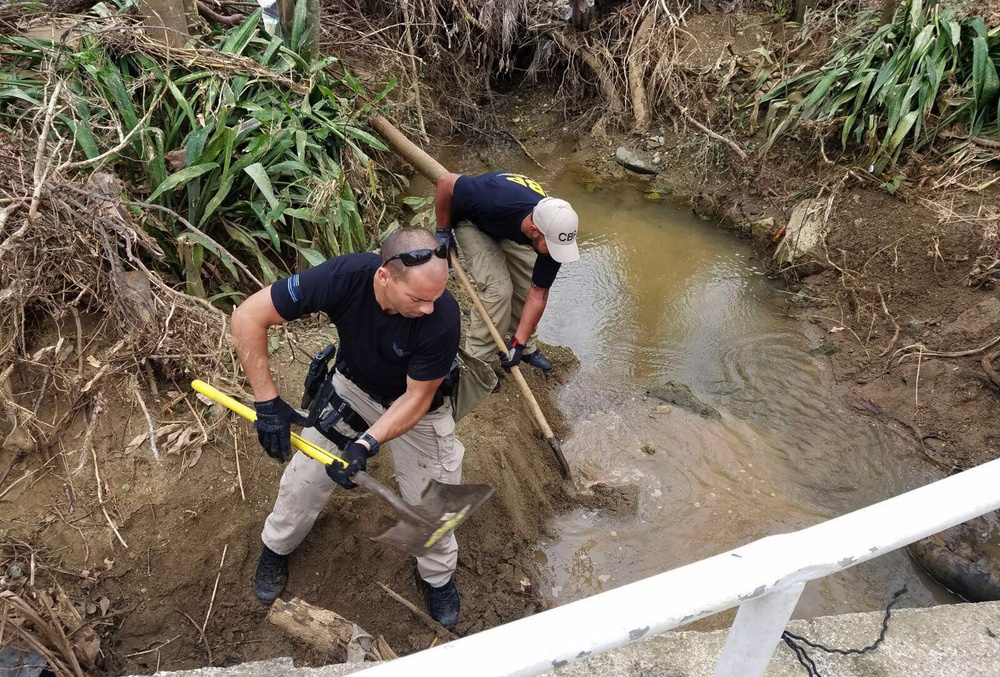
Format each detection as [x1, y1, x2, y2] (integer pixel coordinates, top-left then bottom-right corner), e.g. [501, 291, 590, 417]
[646, 381, 719, 419]
[809, 341, 839, 356]
[773, 198, 827, 268]
[614, 147, 660, 175]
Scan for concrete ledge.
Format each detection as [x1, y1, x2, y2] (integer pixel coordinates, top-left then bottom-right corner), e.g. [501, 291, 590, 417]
[141, 601, 1000, 676]
[552, 600, 1000, 676]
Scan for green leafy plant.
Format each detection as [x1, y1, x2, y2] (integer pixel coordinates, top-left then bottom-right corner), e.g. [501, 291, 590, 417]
[757, 0, 1000, 171]
[880, 173, 906, 194]
[402, 195, 434, 228]
[0, 2, 397, 294]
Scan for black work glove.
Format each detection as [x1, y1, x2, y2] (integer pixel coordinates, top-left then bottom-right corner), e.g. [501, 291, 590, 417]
[325, 441, 369, 490]
[499, 336, 525, 372]
[435, 228, 460, 261]
[254, 397, 306, 462]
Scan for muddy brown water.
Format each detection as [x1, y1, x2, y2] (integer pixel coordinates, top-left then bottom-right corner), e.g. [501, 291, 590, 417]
[411, 142, 962, 631]
[529, 170, 960, 623]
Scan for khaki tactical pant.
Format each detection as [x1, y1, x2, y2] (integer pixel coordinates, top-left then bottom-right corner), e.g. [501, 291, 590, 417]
[261, 371, 464, 587]
[454, 220, 540, 363]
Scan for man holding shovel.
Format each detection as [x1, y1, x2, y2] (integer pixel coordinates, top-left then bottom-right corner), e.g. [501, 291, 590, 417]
[231, 227, 465, 628]
[434, 171, 580, 373]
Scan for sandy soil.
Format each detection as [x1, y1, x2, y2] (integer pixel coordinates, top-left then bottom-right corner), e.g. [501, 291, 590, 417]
[1, 308, 598, 672]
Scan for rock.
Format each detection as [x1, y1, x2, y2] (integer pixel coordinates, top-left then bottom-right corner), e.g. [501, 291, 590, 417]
[750, 217, 775, 238]
[614, 147, 660, 175]
[641, 444, 656, 455]
[773, 198, 827, 269]
[0, 647, 46, 677]
[646, 136, 662, 150]
[2, 425, 34, 455]
[809, 341, 839, 356]
[939, 297, 1000, 336]
[646, 381, 720, 419]
[908, 320, 926, 332]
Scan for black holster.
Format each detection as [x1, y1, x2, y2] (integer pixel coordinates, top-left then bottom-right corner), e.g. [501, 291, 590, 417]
[301, 344, 370, 450]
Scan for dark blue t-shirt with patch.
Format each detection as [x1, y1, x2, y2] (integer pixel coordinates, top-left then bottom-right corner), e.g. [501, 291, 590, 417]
[450, 171, 562, 288]
[270, 253, 460, 401]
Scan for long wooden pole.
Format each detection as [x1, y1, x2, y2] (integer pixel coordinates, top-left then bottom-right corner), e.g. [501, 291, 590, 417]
[370, 116, 571, 479]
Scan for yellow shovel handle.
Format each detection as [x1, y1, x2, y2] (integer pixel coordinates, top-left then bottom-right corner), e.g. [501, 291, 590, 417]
[191, 379, 348, 469]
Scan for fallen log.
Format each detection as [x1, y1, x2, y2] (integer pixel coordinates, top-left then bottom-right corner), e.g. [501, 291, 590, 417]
[266, 596, 388, 663]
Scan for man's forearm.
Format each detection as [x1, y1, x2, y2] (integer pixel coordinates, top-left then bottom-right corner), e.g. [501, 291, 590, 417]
[435, 173, 458, 228]
[514, 285, 548, 345]
[234, 326, 277, 401]
[232, 287, 285, 401]
[366, 388, 435, 445]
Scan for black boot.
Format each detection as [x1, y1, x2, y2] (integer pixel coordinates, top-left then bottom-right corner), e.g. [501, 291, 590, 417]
[424, 577, 460, 629]
[522, 349, 553, 372]
[254, 545, 288, 604]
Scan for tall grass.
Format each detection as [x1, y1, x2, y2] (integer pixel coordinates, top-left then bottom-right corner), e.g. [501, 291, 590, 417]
[758, 0, 1000, 170]
[0, 3, 396, 299]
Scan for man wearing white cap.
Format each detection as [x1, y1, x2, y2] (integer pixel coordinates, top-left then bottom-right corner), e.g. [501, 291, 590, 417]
[434, 171, 580, 373]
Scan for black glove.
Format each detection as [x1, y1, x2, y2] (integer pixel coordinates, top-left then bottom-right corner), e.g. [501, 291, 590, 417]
[325, 441, 369, 490]
[434, 227, 452, 248]
[435, 228, 459, 257]
[254, 397, 306, 462]
[499, 336, 525, 372]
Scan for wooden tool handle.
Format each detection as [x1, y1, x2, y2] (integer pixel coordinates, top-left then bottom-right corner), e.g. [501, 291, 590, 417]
[369, 115, 571, 479]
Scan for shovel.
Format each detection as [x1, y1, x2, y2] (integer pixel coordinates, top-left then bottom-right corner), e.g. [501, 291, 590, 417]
[369, 115, 573, 480]
[191, 379, 494, 558]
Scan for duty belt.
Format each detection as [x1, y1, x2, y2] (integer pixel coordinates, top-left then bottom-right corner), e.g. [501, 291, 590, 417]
[300, 344, 370, 450]
[338, 360, 456, 412]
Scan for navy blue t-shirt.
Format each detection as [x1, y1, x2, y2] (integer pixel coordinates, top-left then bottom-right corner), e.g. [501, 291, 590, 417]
[271, 253, 460, 401]
[450, 171, 562, 288]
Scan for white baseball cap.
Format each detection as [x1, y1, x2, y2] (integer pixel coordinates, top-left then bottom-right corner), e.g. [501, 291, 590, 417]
[532, 197, 580, 263]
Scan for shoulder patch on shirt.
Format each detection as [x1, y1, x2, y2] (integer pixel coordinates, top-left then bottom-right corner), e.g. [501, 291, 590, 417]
[286, 274, 302, 303]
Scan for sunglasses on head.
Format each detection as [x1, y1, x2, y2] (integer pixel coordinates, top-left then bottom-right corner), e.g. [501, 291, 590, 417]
[384, 243, 449, 267]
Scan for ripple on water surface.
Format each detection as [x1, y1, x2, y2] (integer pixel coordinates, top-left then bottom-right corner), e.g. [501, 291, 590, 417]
[534, 173, 952, 620]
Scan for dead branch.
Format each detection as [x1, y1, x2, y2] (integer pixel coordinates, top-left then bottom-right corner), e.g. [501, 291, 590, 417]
[202, 544, 227, 633]
[894, 335, 1000, 365]
[29, 81, 64, 223]
[267, 596, 387, 661]
[376, 581, 458, 641]
[85, 398, 128, 549]
[133, 376, 161, 462]
[681, 109, 748, 160]
[877, 285, 900, 359]
[626, 4, 657, 132]
[197, 0, 243, 25]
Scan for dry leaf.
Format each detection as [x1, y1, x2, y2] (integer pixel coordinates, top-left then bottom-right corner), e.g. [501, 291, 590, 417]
[125, 432, 150, 451]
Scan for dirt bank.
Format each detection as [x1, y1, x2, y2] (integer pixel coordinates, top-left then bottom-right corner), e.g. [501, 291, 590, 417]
[1, 299, 592, 673]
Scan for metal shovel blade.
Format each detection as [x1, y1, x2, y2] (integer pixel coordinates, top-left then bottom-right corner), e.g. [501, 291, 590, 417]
[370, 479, 494, 557]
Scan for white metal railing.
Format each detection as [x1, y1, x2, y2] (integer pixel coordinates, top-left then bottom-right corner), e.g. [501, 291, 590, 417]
[357, 456, 1000, 677]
